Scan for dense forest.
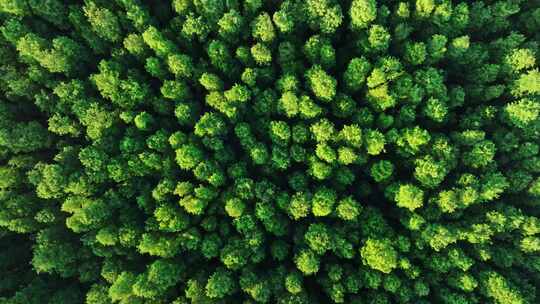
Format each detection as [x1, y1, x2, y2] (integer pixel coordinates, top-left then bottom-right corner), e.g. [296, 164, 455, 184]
[0, 0, 539, 303]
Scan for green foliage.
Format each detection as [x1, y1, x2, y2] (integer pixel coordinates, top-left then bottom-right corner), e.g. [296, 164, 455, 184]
[336, 196, 361, 221]
[312, 187, 336, 217]
[480, 271, 526, 304]
[304, 0, 343, 34]
[295, 249, 320, 275]
[370, 160, 394, 182]
[306, 65, 337, 102]
[0, 1, 538, 303]
[365, 129, 386, 155]
[344, 57, 371, 92]
[394, 184, 424, 211]
[360, 238, 398, 274]
[251, 42, 272, 65]
[350, 0, 377, 30]
[304, 223, 332, 254]
[206, 268, 235, 298]
[83, 2, 122, 42]
[252, 12, 275, 43]
[505, 98, 540, 128]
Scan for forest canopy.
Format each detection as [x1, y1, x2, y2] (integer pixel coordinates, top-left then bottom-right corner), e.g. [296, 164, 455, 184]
[0, 0, 539, 303]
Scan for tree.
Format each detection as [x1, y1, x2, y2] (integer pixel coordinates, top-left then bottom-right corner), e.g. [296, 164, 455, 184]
[304, 223, 332, 254]
[304, 0, 343, 34]
[306, 65, 337, 102]
[336, 196, 361, 221]
[143, 26, 177, 57]
[505, 98, 540, 128]
[91, 60, 150, 108]
[364, 129, 385, 155]
[295, 249, 320, 275]
[17, 34, 84, 74]
[252, 12, 275, 43]
[109, 272, 137, 302]
[206, 268, 236, 298]
[84, 2, 122, 42]
[350, 0, 377, 30]
[0, 0, 29, 15]
[311, 119, 336, 142]
[404, 42, 427, 65]
[219, 9, 244, 41]
[251, 42, 272, 66]
[480, 271, 526, 304]
[304, 35, 336, 69]
[360, 238, 398, 274]
[312, 187, 337, 217]
[394, 184, 424, 211]
[370, 160, 394, 182]
[344, 57, 371, 92]
[167, 53, 194, 78]
[414, 156, 448, 188]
